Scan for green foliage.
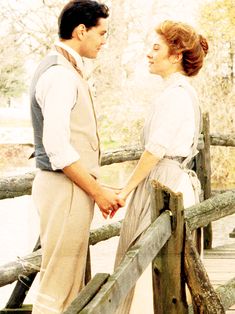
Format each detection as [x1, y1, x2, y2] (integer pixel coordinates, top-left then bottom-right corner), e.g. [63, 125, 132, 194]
[200, 0, 235, 41]
[198, 0, 235, 188]
[0, 34, 26, 103]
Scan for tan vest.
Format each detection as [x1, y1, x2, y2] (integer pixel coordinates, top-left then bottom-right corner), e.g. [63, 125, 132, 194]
[30, 53, 100, 178]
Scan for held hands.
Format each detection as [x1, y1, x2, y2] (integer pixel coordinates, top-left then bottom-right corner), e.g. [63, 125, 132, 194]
[94, 187, 125, 219]
[109, 190, 127, 218]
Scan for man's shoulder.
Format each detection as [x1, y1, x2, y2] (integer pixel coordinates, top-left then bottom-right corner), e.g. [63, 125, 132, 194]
[36, 53, 76, 80]
[37, 53, 68, 71]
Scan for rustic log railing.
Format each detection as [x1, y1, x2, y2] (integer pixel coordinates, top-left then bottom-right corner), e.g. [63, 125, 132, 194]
[0, 130, 234, 201]
[0, 113, 235, 312]
[61, 185, 235, 313]
[0, 183, 235, 314]
[0, 190, 234, 288]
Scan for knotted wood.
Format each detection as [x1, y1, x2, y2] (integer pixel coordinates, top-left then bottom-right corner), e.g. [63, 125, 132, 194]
[77, 212, 171, 313]
[184, 223, 225, 313]
[5, 238, 40, 309]
[185, 190, 235, 231]
[151, 181, 188, 314]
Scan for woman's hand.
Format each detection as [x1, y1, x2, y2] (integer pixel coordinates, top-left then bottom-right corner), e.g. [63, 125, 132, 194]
[109, 190, 127, 218]
[94, 187, 125, 219]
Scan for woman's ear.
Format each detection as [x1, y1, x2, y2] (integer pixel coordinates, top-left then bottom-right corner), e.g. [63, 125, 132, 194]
[170, 53, 183, 64]
[72, 24, 87, 40]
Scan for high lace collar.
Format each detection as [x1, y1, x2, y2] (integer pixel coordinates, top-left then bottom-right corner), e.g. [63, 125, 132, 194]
[163, 72, 189, 89]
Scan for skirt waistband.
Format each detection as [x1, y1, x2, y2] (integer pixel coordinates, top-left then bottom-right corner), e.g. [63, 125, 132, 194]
[164, 156, 185, 163]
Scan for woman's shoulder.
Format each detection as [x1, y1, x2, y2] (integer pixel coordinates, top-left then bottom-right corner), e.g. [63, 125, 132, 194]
[162, 84, 194, 106]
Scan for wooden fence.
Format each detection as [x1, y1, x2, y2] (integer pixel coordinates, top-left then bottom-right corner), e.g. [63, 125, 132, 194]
[0, 184, 235, 313]
[64, 184, 235, 314]
[0, 112, 235, 313]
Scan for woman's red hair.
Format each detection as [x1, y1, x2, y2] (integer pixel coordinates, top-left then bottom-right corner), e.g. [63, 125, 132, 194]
[156, 20, 208, 76]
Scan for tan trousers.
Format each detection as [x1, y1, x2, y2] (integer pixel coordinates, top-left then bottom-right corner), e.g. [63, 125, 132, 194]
[32, 170, 94, 314]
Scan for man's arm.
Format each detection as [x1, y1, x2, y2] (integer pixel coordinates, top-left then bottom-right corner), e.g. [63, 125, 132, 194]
[63, 160, 125, 218]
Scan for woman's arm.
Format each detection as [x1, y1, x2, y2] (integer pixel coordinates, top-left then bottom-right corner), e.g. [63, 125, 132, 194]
[119, 150, 160, 200]
[109, 150, 160, 218]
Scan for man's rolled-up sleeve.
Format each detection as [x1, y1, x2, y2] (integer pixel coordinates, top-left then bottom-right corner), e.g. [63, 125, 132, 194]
[36, 66, 80, 170]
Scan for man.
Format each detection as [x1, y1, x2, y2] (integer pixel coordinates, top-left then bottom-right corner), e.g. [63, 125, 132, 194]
[30, 1, 124, 313]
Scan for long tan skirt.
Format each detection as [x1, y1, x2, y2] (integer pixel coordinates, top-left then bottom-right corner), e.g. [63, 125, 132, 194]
[114, 159, 197, 314]
[31, 170, 94, 314]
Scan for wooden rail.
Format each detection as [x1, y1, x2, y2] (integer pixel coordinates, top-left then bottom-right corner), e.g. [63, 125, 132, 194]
[0, 124, 235, 312]
[0, 189, 234, 313]
[0, 132, 234, 201]
[0, 191, 234, 289]
[63, 182, 234, 314]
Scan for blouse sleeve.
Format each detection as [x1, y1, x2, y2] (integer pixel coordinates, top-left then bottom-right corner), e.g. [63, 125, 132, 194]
[145, 86, 194, 158]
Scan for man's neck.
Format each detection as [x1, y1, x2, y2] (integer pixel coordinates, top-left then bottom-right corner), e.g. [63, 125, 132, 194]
[59, 38, 81, 56]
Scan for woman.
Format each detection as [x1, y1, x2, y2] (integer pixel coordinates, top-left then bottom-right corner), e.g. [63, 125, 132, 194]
[112, 20, 209, 313]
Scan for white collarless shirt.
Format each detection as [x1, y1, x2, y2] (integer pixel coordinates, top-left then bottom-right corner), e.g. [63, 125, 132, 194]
[35, 42, 85, 170]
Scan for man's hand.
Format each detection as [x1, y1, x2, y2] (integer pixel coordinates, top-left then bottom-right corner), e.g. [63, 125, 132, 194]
[94, 188, 125, 219]
[62, 160, 125, 219]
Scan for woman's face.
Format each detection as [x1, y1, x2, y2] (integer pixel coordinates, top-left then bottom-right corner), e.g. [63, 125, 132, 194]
[147, 34, 177, 78]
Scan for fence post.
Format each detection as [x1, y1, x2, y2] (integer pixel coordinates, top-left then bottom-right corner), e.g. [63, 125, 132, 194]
[196, 112, 212, 249]
[5, 237, 41, 309]
[85, 247, 91, 284]
[151, 181, 188, 314]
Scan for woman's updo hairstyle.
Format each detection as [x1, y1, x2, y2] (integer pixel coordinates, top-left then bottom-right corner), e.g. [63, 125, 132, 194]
[156, 20, 208, 76]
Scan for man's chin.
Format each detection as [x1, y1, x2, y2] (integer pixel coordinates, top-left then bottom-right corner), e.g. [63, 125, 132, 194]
[86, 53, 99, 59]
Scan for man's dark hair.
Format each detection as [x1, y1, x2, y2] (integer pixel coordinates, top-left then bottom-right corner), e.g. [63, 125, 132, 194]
[58, 0, 109, 39]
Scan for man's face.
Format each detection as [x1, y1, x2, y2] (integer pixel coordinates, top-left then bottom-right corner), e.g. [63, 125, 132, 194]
[80, 18, 108, 59]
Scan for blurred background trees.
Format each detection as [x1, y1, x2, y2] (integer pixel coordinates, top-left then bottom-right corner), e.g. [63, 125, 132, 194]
[0, 22, 27, 106]
[0, 0, 234, 188]
[197, 0, 235, 188]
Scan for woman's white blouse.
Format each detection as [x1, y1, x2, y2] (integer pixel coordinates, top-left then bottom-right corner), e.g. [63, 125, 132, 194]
[144, 73, 196, 159]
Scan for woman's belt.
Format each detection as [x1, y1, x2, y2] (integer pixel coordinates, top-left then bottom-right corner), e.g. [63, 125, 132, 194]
[165, 156, 185, 163]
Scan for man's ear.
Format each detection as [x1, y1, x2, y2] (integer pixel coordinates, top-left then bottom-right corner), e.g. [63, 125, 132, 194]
[72, 24, 87, 40]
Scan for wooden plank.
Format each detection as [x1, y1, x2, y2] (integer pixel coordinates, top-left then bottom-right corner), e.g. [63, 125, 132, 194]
[85, 247, 91, 285]
[184, 223, 225, 313]
[0, 304, 32, 313]
[200, 112, 212, 200]
[188, 277, 235, 313]
[216, 277, 235, 311]
[64, 273, 110, 314]
[229, 228, 235, 238]
[78, 212, 172, 314]
[202, 244, 235, 313]
[196, 112, 212, 248]
[151, 181, 188, 314]
[205, 253, 235, 258]
[205, 243, 235, 251]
